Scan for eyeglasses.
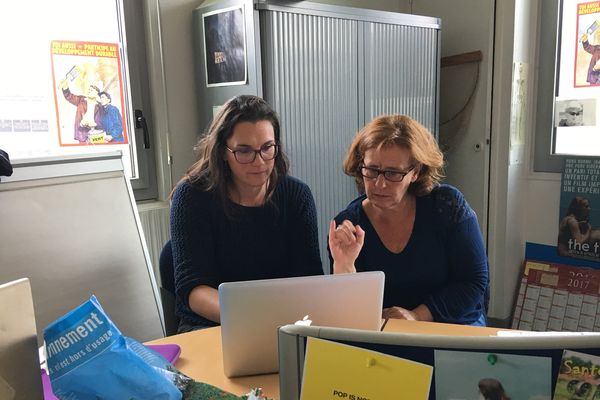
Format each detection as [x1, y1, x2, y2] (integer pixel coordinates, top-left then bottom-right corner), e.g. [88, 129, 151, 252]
[360, 165, 415, 182]
[226, 143, 278, 164]
[567, 111, 582, 116]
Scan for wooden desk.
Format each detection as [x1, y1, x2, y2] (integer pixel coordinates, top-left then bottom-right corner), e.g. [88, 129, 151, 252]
[147, 327, 279, 398]
[147, 320, 505, 399]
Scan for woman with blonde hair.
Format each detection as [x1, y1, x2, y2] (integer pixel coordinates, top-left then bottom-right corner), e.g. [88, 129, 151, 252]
[328, 115, 488, 325]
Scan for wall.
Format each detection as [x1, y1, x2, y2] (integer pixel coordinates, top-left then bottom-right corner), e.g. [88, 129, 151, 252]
[409, 0, 494, 243]
[150, 0, 418, 195]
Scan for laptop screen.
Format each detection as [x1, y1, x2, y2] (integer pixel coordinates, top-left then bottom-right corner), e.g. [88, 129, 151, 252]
[218, 271, 385, 377]
[0, 278, 44, 400]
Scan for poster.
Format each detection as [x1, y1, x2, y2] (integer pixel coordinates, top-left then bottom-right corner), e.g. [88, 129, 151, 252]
[553, 1, 600, 156]
[558, 157, 600, 261]
[300, 337, 432, 400]
[435, 350, 552, 400]
[202, 5, 247, 87]
[574, 2, 600, 87]
[553, 350, 600, 400]
[51, 40, 128, 146]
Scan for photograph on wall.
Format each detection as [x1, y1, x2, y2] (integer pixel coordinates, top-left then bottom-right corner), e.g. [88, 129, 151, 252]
[51, 40, 128, 146]
[553, 350, 600, 400]
[574, 2, 600, 87]
[558, 157, 600, 261]
[202, 5, 247, 87]
[434, 350, 552, 400]
[554, 98, 597, 127]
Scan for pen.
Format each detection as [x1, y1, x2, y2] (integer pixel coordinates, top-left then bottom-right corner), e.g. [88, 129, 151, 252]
[380, 318, 389, 331]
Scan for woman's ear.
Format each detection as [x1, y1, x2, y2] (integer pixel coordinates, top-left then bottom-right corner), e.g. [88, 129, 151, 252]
[411, 165, 421, 183]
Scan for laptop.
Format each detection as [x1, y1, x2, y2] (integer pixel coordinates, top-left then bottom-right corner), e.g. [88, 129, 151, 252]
[218, 271, 385, 377]
[0, 278, 44, 400]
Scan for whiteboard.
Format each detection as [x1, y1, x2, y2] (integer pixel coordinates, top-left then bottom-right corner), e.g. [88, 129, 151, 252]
[0, 153, 164, 342]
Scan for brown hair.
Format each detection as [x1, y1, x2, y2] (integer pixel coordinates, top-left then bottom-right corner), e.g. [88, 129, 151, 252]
[478, 378, 511, 400]
[567, 196, 590, 221]
[174, 95, 289, 215]
[343, 114, 444, 195]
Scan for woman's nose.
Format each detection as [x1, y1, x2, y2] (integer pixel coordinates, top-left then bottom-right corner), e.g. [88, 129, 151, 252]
[251, 152, 266, 165]
[374, 174, 386, 187]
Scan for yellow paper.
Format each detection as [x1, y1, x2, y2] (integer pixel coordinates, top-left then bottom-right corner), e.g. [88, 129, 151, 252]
[524, 261, 550, 275]
[300, 337, 432, 400]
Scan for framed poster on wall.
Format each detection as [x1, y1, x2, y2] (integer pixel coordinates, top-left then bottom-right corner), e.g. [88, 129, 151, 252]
[202, 5, 247, 87]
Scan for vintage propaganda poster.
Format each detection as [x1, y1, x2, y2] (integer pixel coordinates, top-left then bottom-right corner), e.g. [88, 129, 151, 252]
[51, 40, 128, 146]
[202, 5, 247, 87]
[558, 157, 600, 261]
[575, 1, 600, 87]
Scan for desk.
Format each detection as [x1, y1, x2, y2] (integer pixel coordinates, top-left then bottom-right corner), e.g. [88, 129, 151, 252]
[147, 320, 504, 399]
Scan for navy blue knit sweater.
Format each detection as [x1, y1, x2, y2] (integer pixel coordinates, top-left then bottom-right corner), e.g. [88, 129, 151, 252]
[330, 184, 489, 326]
[171, 175, 323, 328]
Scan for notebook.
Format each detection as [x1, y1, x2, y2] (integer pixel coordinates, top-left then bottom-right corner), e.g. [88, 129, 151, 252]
[218, 271, 385, 377]
[0, 278, 44, 400]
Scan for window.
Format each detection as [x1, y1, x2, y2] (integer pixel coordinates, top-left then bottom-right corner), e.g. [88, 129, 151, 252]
[534, 0, 600, 172]
[0, 0, 157, 199]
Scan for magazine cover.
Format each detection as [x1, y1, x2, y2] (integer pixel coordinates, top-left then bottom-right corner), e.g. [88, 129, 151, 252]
[558, 157, 600, 261]
[51, 40, 128, 146]
[553, 350, 600, 400]
[575, 1, 600, 87]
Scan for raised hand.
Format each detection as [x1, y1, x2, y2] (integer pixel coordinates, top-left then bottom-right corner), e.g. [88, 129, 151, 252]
[328, 219, 365, 274]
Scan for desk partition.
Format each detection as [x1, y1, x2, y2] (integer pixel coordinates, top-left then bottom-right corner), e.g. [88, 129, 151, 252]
[278, 324, 600, 400]
[0, 153, 164, 343]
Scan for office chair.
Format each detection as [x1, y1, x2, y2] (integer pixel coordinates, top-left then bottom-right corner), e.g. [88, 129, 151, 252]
[159, 240, 180, 336]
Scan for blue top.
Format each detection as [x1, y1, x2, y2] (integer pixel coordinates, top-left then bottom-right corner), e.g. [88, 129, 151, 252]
[171, 175, 323, 328]
[101, 104, 123, 142]
[331, 184, 489, 326]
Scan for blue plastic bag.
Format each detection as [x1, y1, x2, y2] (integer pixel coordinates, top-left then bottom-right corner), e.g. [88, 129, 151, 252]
[43, 296, 182, 400]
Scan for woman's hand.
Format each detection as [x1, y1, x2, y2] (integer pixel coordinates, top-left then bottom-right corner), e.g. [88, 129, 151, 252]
[328, 219, 364, 274]
[382, 304, 433, 322]
[382, 306, 417, 320]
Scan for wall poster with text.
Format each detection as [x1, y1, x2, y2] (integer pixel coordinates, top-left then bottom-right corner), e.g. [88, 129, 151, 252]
[558, 157, 600, 261]
[51, 40, 128, 146]
[202, 5, 247, 87]
[575, 2, 600, 87]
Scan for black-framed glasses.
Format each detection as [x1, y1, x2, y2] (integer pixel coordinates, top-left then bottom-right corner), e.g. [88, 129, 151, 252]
[360, 165, 415, 182]
[226, 143, 278, 164]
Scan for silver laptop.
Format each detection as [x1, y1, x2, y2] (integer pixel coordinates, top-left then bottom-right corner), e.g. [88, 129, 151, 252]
[0, 278, 44, 400]
[218, 271, 385, 377]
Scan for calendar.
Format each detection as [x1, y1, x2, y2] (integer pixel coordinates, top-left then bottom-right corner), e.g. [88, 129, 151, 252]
[512, 260, 600, 331]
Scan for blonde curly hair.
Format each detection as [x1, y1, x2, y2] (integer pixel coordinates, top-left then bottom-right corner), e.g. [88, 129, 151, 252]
[343, 114, 444, 196]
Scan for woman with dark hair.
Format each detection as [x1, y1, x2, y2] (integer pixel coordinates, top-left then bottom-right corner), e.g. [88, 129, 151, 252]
[328, 115, 488, 325]
[478, 378, 511, 400]
[170, 95, 323, 332]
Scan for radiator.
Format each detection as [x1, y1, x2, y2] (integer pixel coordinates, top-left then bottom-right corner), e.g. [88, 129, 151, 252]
[137, 201, 170, 285]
